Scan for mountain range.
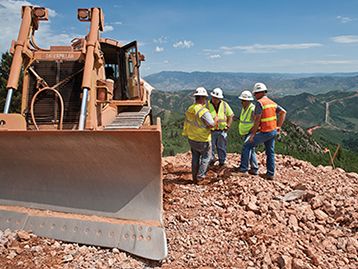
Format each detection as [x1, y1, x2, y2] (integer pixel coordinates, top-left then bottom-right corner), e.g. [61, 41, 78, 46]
[152, 89, 358, 131]
[145, 71, 358, 96]
[151, 88, 358, 172]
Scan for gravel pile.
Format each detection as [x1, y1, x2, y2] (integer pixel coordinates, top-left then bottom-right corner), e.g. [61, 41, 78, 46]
[1, 152, 357, 268]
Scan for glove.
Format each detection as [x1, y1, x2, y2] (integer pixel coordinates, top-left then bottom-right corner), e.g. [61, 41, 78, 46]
[276, 126, 281, 134]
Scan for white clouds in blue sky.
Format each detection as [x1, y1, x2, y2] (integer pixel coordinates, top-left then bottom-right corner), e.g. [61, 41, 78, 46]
[173, 40, 194, 49]
[103, 25, 114, 33]
[332, 35, 358, 44]
[155, 46, 164, 53]
[220, 43, 323, 54]
[336, 16, 354, 24]
[153, 36, 168, 44]
[208, 54, 221, 59]
[0, 0, 78, 50]
[1, 0, 358, 75]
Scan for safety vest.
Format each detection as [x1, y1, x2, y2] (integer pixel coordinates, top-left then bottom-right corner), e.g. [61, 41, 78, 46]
[239, 103, 255, 136]
[207, 101, 229, 130]
[257, 96, 277, 132]
[182, 103, 211, 142]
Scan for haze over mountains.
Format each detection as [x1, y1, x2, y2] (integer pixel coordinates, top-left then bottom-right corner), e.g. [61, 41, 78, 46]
[145, 71, 358, 96]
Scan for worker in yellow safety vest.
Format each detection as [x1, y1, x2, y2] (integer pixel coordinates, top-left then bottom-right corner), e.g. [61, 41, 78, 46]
[239, 83, 286, 180]
[207, 88, 234, 166]
[182, 87, 217, 183]
[238, 90, 258, 175]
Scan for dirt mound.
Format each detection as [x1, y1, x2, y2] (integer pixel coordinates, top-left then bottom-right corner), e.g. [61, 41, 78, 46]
[0, 152, 357, 268]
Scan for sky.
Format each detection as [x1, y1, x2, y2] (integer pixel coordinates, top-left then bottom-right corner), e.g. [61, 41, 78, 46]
[1, 0, 358, 76]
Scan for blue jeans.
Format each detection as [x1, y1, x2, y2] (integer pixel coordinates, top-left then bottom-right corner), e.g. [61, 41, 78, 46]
[242, 134, 258, 173]
[240, 130, 277, 176]
[189, 139, 212, 180]
[211, 130, 228, 165]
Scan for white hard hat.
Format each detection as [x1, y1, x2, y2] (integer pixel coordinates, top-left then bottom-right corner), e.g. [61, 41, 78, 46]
[252, 82, 268, 94]
[211, 88, 224, 99]
[193, 87, 208, 97]
[238, 90, 254, 101]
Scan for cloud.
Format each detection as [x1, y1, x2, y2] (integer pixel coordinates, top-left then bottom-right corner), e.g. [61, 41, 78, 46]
[223, 50, 234, 55]
[208, 54, 221, 59]
[155, 46, 164, 52]
[305, 60, 352, 65]
[47, 8, 57, 18]
[332, 35, 358, 44]
[34, 24, 80, 48]
[153, 36, 168, 44]
[220, 43, 323, 54]
[0, 0, 37, 51]
[203, 48, 219, 53]
[137, 41, 146, 47]
[0, 0, 77, 52]
[336, 16, 353, 24]
[103, 25, 114, 33]
[173, 40, 194, 49]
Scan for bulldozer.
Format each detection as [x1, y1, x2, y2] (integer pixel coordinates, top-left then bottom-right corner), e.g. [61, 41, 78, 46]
[0, 6, 167, 260]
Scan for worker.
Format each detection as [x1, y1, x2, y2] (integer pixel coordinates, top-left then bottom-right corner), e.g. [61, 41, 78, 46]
[238, 83, 286, 180]
[238, 90, 258, 175]
[207, 88, 234, 166]
[182, 87, 217, 183]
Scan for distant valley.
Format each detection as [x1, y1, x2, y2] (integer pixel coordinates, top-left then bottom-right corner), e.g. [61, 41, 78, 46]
[151, 88, 358, 172]
[145, 71, 358, 96]
[152, 89, 358, 131]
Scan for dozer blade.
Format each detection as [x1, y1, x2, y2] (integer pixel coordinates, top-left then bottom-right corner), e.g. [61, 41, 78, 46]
[0, 127, 167, 260]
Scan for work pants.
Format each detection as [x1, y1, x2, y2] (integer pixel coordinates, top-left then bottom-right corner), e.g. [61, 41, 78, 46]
[240, 130, 277, 176]
[211, 130, 227, 165]
[189, 139, 211, 181]
[241, 134, 259, 173]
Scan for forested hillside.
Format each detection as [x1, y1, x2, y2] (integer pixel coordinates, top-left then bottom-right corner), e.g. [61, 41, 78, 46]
[152, 89, 358, 131]
[145, 71, 358, 96]
[152, 90, 358, 172]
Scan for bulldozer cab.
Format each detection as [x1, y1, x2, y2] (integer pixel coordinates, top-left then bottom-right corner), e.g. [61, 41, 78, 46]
[102, 40, 142, 101]
[0, 6, 166, 260]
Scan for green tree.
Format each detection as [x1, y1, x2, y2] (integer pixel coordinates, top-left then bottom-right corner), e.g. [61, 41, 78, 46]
[0, 52, 22, 113]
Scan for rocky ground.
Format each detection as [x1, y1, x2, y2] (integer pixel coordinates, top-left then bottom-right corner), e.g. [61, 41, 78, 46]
[0, 152, 357, 268]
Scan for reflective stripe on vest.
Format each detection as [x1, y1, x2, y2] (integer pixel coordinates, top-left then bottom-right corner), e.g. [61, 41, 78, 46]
[208, 101, 228, 130]
[239, 103, 255, 136]
[182, 103, 211, 142]
[258, 97, 277, 132]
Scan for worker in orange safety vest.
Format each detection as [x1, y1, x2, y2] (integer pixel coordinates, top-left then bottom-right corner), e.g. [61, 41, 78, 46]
[238, 83, 286, 180]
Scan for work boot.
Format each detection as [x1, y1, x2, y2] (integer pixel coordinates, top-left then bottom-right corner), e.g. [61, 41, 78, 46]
[248, 169, 258, 176]
[232, 170, 249, 177]
[259, 173, 274, 180]
[209, 158, 218, 166]
[196, 175, 211, 185]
